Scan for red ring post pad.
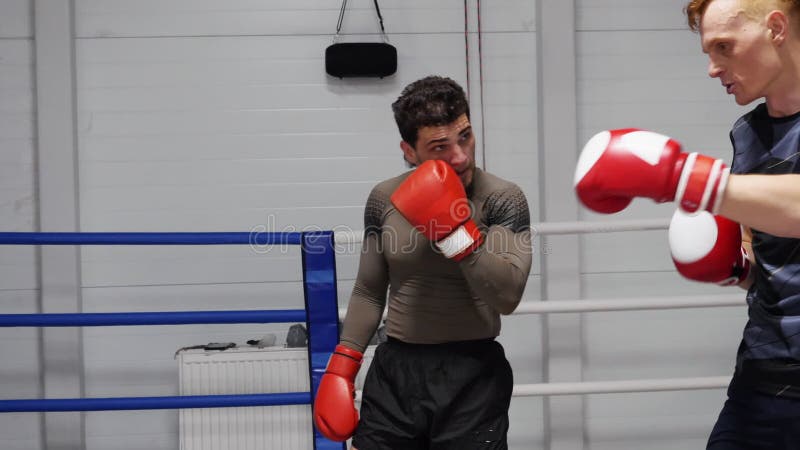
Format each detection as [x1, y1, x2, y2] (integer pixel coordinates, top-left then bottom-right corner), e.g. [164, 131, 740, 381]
[0, 393, 312, 412]
[301, 231, 345, 450]
[0, 310, 307, 327]
[0, 231, 302, 245]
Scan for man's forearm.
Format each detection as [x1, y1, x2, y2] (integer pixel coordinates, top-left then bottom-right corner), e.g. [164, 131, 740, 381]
[459, 227, 532, 314]
[721, 174, 800, 238]
[339, 233, 389, 352]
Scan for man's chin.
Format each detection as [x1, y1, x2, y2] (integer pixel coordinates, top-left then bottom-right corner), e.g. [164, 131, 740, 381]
[734, 92, 760, 106]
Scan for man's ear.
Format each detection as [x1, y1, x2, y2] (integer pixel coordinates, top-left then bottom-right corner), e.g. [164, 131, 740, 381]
[400, 140, 419, 166]
[766, 9, 788, 44]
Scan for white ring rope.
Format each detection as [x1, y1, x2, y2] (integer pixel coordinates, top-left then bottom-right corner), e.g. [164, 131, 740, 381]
[355, 376, 730, 401]
[338, 218, 736, 398]
[531, 218, 671, 235]
[338, 294, 743, 321]
[333, 219, 671, 245]
[513, 294, 743, 314]
[510, 376, 731, 397]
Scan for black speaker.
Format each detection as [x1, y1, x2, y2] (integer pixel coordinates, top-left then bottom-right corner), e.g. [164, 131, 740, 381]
[325, 42, 397, 78]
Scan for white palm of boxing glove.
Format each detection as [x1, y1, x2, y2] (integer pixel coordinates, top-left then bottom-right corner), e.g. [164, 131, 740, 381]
[668, 209, 750, 286]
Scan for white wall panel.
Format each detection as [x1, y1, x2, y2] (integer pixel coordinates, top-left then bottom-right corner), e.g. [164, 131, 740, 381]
[477, 28, 539, 280]
[77, 33, 466, 239]
[0, 291, 41, 395]
[82, 282, 305, 312]
[0, 0, 32, 38]
[0, 290, 42, 450]
[0, 5, 40, 445]
[509, 397, 546, 450]
[81, 250, 298, 287]
[85, 411, 175, 450]
[80, 246, 362, 287]
[80, 157, 400, 189]
[74, 0, 536, 38]
[472, 24, 543, 449]
[583, 304, 745, 380]
[586, 391, 723, 450]
[75, 0, 467, 38]
[75, 161, 386, 231]
[577, 30, 744, 155]
[0, 39, 38, 289]
[81, 131, 401, 161]
[577, 0, 687, 31]
[478, 0, 536, 32]
[580, 271, 746, 448]
[581, 229, 672, 273]
[503, 276, 545, 449]
[78, 207, 366, 236]
[0, 248, 37, 290]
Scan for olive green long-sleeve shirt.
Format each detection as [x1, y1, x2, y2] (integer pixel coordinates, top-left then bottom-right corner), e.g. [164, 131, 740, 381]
[340, 168, 533, 352]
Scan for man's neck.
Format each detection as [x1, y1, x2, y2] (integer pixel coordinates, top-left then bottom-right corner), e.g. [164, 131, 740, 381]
[766, 92, 800, 117]
[765, 42, 800, 117]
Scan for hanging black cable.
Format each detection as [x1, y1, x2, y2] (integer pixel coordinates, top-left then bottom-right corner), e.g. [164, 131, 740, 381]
[464, 0, 471, 101]
[336, 0, 347, 33]
[373, 0, 386, 33]
[477, 0, 487, 170]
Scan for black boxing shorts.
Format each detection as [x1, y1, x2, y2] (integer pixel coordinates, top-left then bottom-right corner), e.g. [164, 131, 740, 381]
[352, 336, 513, 450]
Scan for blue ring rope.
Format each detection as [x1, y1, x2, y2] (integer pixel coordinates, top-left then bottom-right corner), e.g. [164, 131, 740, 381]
[0, 232, 302, 245]
[0, 393, 312, 412]
[0, 229, 338, 445]
[0, 309, 307, 327]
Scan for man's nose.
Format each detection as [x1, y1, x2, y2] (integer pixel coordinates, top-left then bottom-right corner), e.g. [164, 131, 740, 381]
[450, 145, 468, 167]
[708, 59, 722, 78]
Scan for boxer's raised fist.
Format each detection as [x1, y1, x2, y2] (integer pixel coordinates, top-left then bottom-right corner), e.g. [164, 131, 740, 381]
[391, 160, 483, 261]
[669, 209, 750, 286]
[574, 129, 729, 214]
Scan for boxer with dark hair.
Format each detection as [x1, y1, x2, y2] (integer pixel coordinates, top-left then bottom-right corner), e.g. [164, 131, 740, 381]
[313, 75, 532, 449]
[574, 1, 800, 448]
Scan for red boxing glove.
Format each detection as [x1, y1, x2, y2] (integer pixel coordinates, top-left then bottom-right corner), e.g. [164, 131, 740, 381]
[313, 345, 363, 442]
[390, 160, 483, 261]
[668, 209, 750, 286]
[574, 129, 730, 214]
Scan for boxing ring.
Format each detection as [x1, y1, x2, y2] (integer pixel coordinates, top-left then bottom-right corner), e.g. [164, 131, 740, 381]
[0, 230, 345, 450]
[0, 220, 740, 448]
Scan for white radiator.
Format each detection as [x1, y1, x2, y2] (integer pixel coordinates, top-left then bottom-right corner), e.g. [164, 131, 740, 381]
[178, 346, 374, 450]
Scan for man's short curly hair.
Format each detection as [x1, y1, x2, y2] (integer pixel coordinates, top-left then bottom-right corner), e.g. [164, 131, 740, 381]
[685, 0, 800, 32]
[391, 76, 470, 147]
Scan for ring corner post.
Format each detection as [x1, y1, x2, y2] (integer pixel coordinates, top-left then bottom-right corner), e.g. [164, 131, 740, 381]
[301, 231, 345, 450]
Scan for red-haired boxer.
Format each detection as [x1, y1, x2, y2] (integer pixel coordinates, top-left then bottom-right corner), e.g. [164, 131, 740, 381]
[573, 1, 800, 448]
